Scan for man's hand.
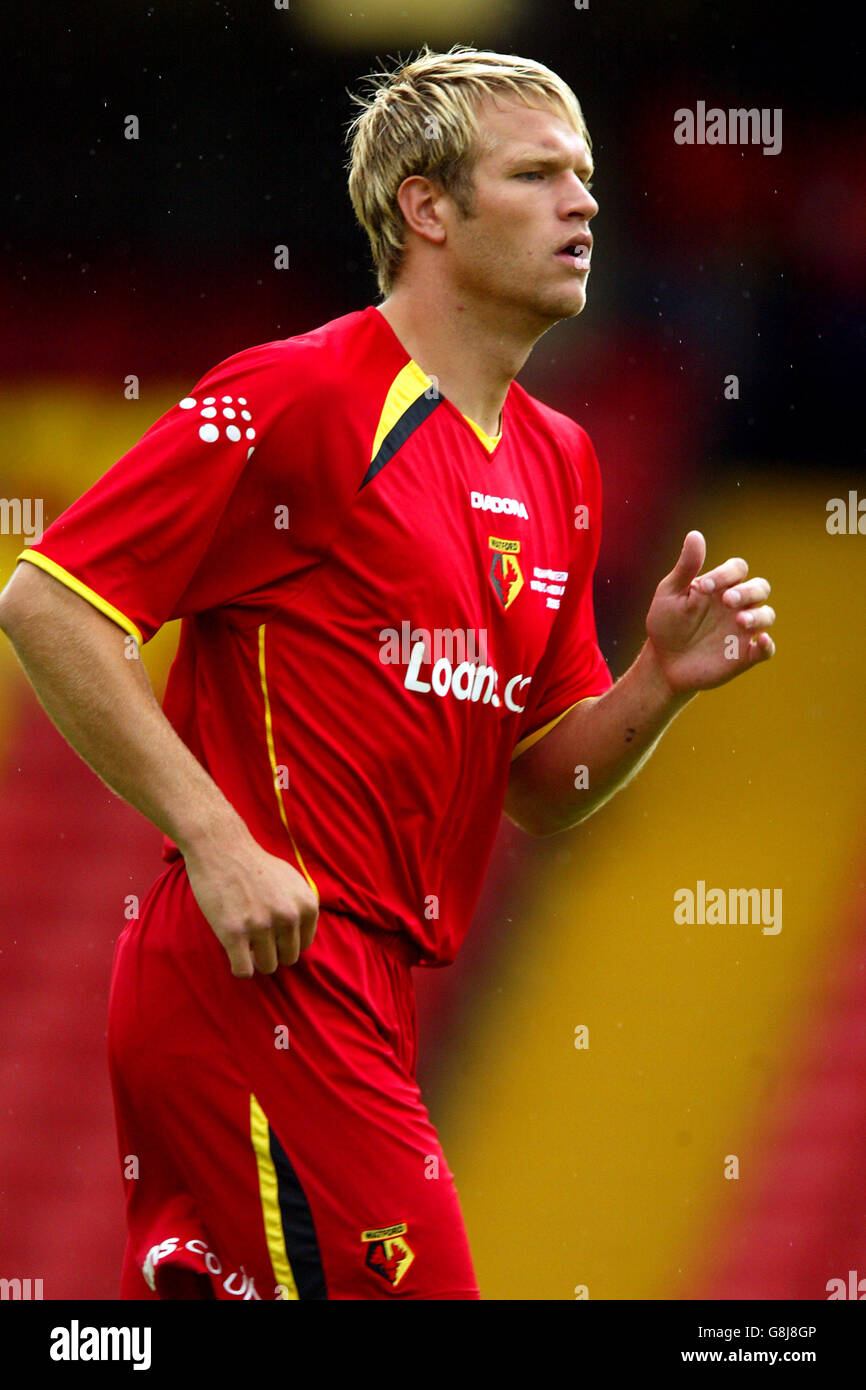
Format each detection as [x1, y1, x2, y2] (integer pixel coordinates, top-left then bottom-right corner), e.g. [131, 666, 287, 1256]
[183, 835, 319, 979]
[645, 530, 776, 697]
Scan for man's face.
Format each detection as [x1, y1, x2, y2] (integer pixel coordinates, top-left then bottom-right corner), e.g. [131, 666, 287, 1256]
[435, 95, 598, 329]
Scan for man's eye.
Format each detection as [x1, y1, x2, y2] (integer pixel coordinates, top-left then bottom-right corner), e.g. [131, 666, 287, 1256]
[515, 169, 594, 190]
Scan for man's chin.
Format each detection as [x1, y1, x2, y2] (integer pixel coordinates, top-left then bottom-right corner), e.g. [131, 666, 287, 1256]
[529, 285, 587, 326]
[482, 279, 588, 334]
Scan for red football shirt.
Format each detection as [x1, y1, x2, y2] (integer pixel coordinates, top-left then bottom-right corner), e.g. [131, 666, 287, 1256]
[19, 305, 613, 964]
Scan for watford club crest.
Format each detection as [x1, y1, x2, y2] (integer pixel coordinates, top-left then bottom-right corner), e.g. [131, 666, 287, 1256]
[361, 1222, 415, 1288]
[488, 536, 524, 610]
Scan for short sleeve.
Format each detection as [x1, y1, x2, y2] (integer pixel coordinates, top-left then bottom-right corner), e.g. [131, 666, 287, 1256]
[16, 340, 358, 643]
[511, 427, 613, 760]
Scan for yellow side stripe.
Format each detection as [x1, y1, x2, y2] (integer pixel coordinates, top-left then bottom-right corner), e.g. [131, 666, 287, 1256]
[257, 623, 319, 898]
[250, 1094, 299, 1301]
[16, 550, 143, 645]
[511, 695, 598, 761]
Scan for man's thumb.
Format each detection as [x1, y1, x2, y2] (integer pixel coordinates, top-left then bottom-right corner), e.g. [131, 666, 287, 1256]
[659, 530, 706, 594]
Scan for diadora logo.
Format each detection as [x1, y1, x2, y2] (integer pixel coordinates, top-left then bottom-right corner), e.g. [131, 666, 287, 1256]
[404, 638, 530, 712]
[489, 536, 524, 611]
[361, 1222, 414, 1289]
[471, 490, 529, 519]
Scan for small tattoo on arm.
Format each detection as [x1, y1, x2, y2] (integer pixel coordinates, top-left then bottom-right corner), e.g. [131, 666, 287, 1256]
[625, 727, 636, 743]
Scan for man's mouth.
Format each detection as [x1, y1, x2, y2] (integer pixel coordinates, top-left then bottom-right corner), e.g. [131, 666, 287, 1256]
[555, 244, 590, 269]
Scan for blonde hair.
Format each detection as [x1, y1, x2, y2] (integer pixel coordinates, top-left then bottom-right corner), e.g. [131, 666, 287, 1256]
[345, 44, 591, 298]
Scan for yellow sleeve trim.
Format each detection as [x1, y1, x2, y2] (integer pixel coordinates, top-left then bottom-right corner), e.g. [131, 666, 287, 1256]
[16, 550, 143, 645]
[511, 695, 597, 762]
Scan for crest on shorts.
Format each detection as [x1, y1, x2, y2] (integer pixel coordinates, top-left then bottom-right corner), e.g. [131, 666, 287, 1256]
[361, 1221, 414, 1288]
[489, 536, 524, 610]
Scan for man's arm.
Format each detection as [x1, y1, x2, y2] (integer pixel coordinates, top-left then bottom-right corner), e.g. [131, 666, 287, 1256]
[505, 642, 693, 836]
[0, 562, 318, 977]
[506, 531, 776, 837]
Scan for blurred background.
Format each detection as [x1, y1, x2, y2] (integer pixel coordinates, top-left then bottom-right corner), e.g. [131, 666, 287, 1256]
[1, 1, 864, 1300]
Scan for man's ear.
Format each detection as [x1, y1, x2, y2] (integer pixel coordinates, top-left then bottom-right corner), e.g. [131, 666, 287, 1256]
[395, 175, 449, 247]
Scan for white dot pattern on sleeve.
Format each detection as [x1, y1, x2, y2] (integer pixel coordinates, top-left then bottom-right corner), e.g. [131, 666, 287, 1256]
[177, 391, 259, 447]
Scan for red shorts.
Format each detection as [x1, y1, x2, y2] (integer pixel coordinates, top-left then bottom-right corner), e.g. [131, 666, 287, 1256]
[107, 857, 479, 1300]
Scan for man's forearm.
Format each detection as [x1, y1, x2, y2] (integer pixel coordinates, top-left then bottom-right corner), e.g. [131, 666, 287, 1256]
[0, 566, 250, 859]
[507, 641, 695, 836]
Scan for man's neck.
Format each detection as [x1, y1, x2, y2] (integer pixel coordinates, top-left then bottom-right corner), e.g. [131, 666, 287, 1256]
[375, 289, 543, 438]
